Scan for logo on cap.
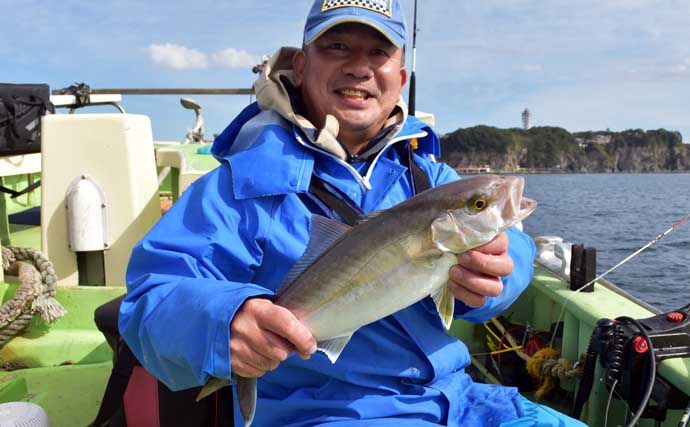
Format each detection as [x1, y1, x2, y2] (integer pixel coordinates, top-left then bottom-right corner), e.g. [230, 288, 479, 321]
[321, 0, 393, 18]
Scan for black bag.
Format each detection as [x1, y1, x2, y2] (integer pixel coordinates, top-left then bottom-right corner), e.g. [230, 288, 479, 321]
[0, 83, 54, 156]
[91, 295, 235, 427]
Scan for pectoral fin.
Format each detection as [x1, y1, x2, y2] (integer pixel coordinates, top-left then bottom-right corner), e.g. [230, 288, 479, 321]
[317, 334, 354, 363]
[196, 377, 229, 402]
[431, 285, 455, 330]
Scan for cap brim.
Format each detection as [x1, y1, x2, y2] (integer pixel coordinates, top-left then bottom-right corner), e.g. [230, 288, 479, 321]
[304, 16, 404, 48]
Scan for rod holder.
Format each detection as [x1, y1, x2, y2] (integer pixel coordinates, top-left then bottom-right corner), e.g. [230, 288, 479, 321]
[570, 244, 596, 292]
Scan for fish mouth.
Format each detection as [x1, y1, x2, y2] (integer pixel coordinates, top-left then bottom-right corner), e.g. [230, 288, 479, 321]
[518, 196, 537, 218]
[501, 176, 537, 224]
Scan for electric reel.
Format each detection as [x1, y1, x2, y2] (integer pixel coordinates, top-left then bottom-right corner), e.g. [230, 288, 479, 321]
[572, 303, 690, 426]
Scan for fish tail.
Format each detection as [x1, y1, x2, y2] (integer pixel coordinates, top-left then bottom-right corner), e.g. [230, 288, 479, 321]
[196, 376, 256, 426]
[237, 376, 257, 427]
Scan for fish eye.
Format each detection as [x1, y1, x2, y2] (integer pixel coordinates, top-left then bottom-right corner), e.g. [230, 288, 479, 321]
[469, 196, 488, 212]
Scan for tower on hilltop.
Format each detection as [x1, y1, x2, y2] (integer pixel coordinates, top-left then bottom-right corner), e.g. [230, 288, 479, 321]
[522, 108, 530, 130]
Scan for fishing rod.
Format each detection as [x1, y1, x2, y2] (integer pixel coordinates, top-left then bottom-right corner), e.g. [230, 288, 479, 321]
[407, 0, 418, 116]
[553, 212, 690, 427]
[549, 211, 690, 348]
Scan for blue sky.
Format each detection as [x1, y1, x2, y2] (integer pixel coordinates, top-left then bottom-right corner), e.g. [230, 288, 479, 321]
[3, 0, 690, 142]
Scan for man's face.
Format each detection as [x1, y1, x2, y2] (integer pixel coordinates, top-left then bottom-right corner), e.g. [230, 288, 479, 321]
[293, 23, 407, 143]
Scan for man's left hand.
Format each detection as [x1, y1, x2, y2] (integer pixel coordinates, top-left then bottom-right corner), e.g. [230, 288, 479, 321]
[448, 232, 514, 308]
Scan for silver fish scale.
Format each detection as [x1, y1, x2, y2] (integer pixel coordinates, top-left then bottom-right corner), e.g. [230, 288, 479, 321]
[278, 224, 445, 340]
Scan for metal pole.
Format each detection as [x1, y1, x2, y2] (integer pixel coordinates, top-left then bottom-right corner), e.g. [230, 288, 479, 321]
[408, 0, 418, 116]
[51, 88, 254, 96]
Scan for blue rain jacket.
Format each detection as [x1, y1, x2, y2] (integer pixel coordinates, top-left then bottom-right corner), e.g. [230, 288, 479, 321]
[120, 103, 581, 427]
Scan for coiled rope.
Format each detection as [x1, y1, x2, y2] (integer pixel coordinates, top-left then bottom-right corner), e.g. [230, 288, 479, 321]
[525, 347, 582, 400]
[0, 246, 65, 348]
[482, 318, 582, 401]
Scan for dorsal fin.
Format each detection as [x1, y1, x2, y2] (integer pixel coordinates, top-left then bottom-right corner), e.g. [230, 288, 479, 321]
[276, 215, 351, 296]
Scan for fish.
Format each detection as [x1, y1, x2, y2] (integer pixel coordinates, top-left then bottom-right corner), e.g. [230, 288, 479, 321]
[198, 174, 537, 426]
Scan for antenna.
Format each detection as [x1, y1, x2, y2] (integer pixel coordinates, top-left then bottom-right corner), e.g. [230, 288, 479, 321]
[407, 0, 418, 116]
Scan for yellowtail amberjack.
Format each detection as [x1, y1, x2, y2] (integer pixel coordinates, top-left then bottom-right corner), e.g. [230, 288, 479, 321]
[200, 174, 537, 426]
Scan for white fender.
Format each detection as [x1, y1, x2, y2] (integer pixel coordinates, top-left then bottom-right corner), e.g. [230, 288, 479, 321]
[65, 175, 108, 252]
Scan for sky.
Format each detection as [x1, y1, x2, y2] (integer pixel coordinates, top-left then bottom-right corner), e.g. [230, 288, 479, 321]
[3, 0, 690, 142]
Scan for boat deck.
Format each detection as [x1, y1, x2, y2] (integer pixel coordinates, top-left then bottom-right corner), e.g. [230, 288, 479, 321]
[1, 145, 689, 426]
[0, 283, 124, 427]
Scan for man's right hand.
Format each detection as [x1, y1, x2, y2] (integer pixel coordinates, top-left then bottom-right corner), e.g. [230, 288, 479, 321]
[230, 298, 317, 377]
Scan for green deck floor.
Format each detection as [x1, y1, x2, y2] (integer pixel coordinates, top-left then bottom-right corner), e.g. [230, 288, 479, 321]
[0, 362, 112, 427]
[0, 279, 124, 426]
[8, 223, 41, 249]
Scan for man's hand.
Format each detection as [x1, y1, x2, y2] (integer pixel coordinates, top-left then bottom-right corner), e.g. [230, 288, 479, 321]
[230, 298, 317, 377]
[448, 232, 514, 308]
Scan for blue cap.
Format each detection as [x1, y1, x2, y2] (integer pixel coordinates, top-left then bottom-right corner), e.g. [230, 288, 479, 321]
[303, 0, 407, 48]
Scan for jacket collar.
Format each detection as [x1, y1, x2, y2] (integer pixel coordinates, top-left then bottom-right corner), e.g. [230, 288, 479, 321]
[212, 107, 432, 200]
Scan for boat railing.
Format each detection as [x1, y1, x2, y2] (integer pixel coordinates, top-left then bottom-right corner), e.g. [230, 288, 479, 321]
[535, 235, 661, 314]
[50, 94, 125, 114]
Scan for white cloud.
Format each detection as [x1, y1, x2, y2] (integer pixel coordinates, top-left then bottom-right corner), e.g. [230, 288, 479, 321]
[600, 0, 654, 10]
[662, 58, 690, 78]
[148, 43, 208, 70]
[146, 44, 260, 71]
[211, 48, 260, 69]
[519, 64, 543, 73]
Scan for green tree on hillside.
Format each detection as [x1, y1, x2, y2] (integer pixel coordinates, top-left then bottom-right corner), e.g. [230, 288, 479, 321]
[443, 125, 512, 155]
[439, 125, 689, 172]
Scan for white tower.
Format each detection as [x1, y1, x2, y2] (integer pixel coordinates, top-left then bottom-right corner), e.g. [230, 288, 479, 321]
[522, 108, 530, 130]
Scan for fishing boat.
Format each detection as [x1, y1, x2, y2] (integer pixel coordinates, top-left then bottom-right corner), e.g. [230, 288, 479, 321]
[0, 83, 689, 427]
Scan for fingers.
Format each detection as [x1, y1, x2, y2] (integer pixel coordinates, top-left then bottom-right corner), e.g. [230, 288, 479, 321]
[449, 233, 513, 309]
[230, 342, 279, 377]
[473, 232, 510, 255]
[456, 232, 513, 278]
[448, 266, 503, 307]
[449, 280, 489, 308]
[230, 298, 317, 378]
[257, 303, 317, 356]
[456, 250, 514, 278]
[296, 351, 314, 361]
[230, 324, 292, 376]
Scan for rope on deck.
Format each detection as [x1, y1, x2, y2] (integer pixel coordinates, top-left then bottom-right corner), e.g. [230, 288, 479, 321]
[526, 347, 582, 400]
[0, 246, 65, 348]
[484, 318, 583, 401]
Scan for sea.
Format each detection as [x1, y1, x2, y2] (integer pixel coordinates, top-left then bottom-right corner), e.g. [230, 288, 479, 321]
[520, 173, 690, 312]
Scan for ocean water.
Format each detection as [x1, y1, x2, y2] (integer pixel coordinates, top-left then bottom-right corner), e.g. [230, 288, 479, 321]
[520, 173, 690, 312]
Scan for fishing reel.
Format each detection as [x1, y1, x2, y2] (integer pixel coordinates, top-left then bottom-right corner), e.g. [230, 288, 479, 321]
[572, 303, 690, 426]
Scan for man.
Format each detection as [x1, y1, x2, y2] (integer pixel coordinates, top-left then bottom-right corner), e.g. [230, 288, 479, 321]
[120, 1, 584, 426]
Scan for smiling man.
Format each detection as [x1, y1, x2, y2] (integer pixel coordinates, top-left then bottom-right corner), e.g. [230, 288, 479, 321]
[120, 1, 584, 426]
[294, 22, 407, 155]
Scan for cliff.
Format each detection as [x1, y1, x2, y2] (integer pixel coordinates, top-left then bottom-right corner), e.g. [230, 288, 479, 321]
[440, 126, 690, 172]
